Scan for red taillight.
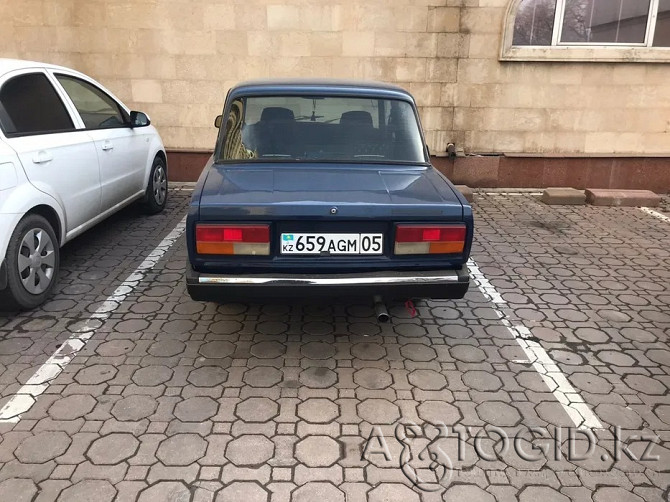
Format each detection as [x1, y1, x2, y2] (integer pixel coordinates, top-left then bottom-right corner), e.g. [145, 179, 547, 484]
[196, 224, 270, 255]
[395, 224, 466, 255]
[395, 225, 466, 243]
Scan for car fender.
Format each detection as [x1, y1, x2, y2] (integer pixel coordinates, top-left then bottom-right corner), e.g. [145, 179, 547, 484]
[0, 183, 65, 262]
[15, 179, 68, 241]
[141, 127, 167, 190]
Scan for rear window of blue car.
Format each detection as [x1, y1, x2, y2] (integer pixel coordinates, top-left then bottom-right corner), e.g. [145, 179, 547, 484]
[216, 96, 427, 164]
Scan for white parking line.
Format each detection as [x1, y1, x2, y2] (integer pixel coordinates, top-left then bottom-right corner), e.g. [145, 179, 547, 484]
[640, 206, 670, 223]
[0, 216, 187, 423]
[468, 259, 603, 430]
[483, 192, 543, 196]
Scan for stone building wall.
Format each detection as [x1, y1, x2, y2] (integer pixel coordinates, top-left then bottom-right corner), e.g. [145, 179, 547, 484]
[0, 0, 669, 188]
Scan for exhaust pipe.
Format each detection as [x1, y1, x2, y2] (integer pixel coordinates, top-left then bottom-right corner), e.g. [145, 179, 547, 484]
[373, 295, 390, 323]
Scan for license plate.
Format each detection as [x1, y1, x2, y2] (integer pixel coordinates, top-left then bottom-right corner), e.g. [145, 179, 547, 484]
[280, 233, 383, 255]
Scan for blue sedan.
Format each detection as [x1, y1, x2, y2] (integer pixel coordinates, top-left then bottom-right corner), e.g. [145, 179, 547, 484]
[186, 79, 473, 312]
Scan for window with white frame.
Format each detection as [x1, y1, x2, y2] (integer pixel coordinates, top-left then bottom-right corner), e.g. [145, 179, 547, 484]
[513, 0, 670, 47]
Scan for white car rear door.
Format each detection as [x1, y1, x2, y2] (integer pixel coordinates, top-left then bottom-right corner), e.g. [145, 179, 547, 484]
[52, 72, 150, 212]
[0, 70, 101, 234]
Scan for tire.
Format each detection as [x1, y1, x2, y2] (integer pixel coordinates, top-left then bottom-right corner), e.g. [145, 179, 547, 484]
[143, 155, 168, 214]
[0, 214, 60, 311]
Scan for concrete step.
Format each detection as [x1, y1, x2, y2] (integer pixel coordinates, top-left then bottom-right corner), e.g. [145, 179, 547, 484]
[585, 189, 662, 207]
[541, 187, 586, 205]
[454, 185, 474, 203]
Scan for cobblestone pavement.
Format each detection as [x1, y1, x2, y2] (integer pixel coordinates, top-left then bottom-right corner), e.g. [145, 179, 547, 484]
[0, 188, 668, 502]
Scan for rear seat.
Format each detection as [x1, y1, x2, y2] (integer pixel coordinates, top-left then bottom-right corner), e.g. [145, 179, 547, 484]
[252, 107, 296, 156]
[338, 111, 385, 157]
[244, 107, 388, 159]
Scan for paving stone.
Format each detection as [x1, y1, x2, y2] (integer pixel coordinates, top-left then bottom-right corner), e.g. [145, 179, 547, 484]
[148, 340, 186, 357]
[216, 481, 269, 502]
[74, 364, 118, 385]
[350, 343, 386, 360]
[462, 370, 503, 391]
[416, 400, 462, 424]
[199, 341, 236, 359]
[516, 371, 557, 392]
[250, 341, 286, 359]
[299, 367, 337, 388]
[368, 483, 420, 502]
[407, 369, 448, 390]
[301, 342, 336, 360]
[57, 480, 116, 502]
[655, 404, 670, 426]
[646, 349, 670, 366]
[291, 482, 345, 502]
[352, 368, 392, 390]
[225, 435, 274, 467]
[113, 319, 150, 333]
[0, 478, 38, 502]
[244, 367, 283, 387]
[161, 319, 197, 334]
[595, 350, 636, 366]
[295, 436, 341, 467]
[111, 395, 158, 421]
[131, 365, 174, 386]
[475, 402, 522, 427]
[535, 401, 579, 427]
[236, 397, 279, 422]
[624, 375, 667, 395]
[174, 397, 219, 422]
[15, 431, 71, 463]
[209, 320, 243, 335]
[568, 372, 613, 394]
[592, 486, 644, 502]
[48, 395, 96, 420]
[594, 403, 643, 429]
[519, 486, 570, 502]
[138, 481, 191, 502]
[297, 398, 340, 423]
[357, 399, 400, 425]
[399, 343, 437, 361]
[96, 340, 136, 357]
[156, 434, 207, 466]
[87, 433, 139, 465]
[187, 366, 229, 387]
[442, 484, 494, 502]
[450, 345, 487, 363]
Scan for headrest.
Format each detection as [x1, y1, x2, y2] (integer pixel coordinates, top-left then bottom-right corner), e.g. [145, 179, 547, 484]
[260, 107, 295, 122]
[340, 111, 373, 127]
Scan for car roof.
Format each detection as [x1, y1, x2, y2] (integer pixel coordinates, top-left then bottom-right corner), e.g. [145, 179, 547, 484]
[229, 78, 415, 101]
[0, 58, 74, 75]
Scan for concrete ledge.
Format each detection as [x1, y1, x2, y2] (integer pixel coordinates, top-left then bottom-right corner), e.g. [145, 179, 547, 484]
[455, 185, 474, 203]
[541, 187, 586, 205]
[585, 189, 662, 207]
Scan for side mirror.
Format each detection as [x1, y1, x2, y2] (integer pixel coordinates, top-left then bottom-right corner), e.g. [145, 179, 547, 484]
[214, 115, 222, 128]
[130, 111, 150, 128]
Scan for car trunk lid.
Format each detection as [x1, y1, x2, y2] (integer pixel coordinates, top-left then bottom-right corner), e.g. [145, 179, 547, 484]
[198, 163, 464, 220]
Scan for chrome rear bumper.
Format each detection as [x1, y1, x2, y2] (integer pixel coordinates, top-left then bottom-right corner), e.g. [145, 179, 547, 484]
[187, 267, 469, 301]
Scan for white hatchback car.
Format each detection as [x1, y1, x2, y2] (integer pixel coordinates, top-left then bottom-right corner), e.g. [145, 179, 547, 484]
[0, 59, 167, 310]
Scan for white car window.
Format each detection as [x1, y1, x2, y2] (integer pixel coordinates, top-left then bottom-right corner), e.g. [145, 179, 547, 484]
[56, 75, 127, 130]
[0, 73, 74, 136]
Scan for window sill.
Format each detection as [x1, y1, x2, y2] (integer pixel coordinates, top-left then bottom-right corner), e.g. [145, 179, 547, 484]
[500, 45, 670, 63]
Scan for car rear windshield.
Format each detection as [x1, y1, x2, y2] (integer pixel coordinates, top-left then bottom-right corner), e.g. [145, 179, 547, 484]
[216, 95, 427, 164]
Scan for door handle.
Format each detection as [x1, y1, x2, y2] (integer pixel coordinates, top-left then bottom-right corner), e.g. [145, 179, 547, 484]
[101, 140, 114, 151]
[32, 150, 53, 164]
